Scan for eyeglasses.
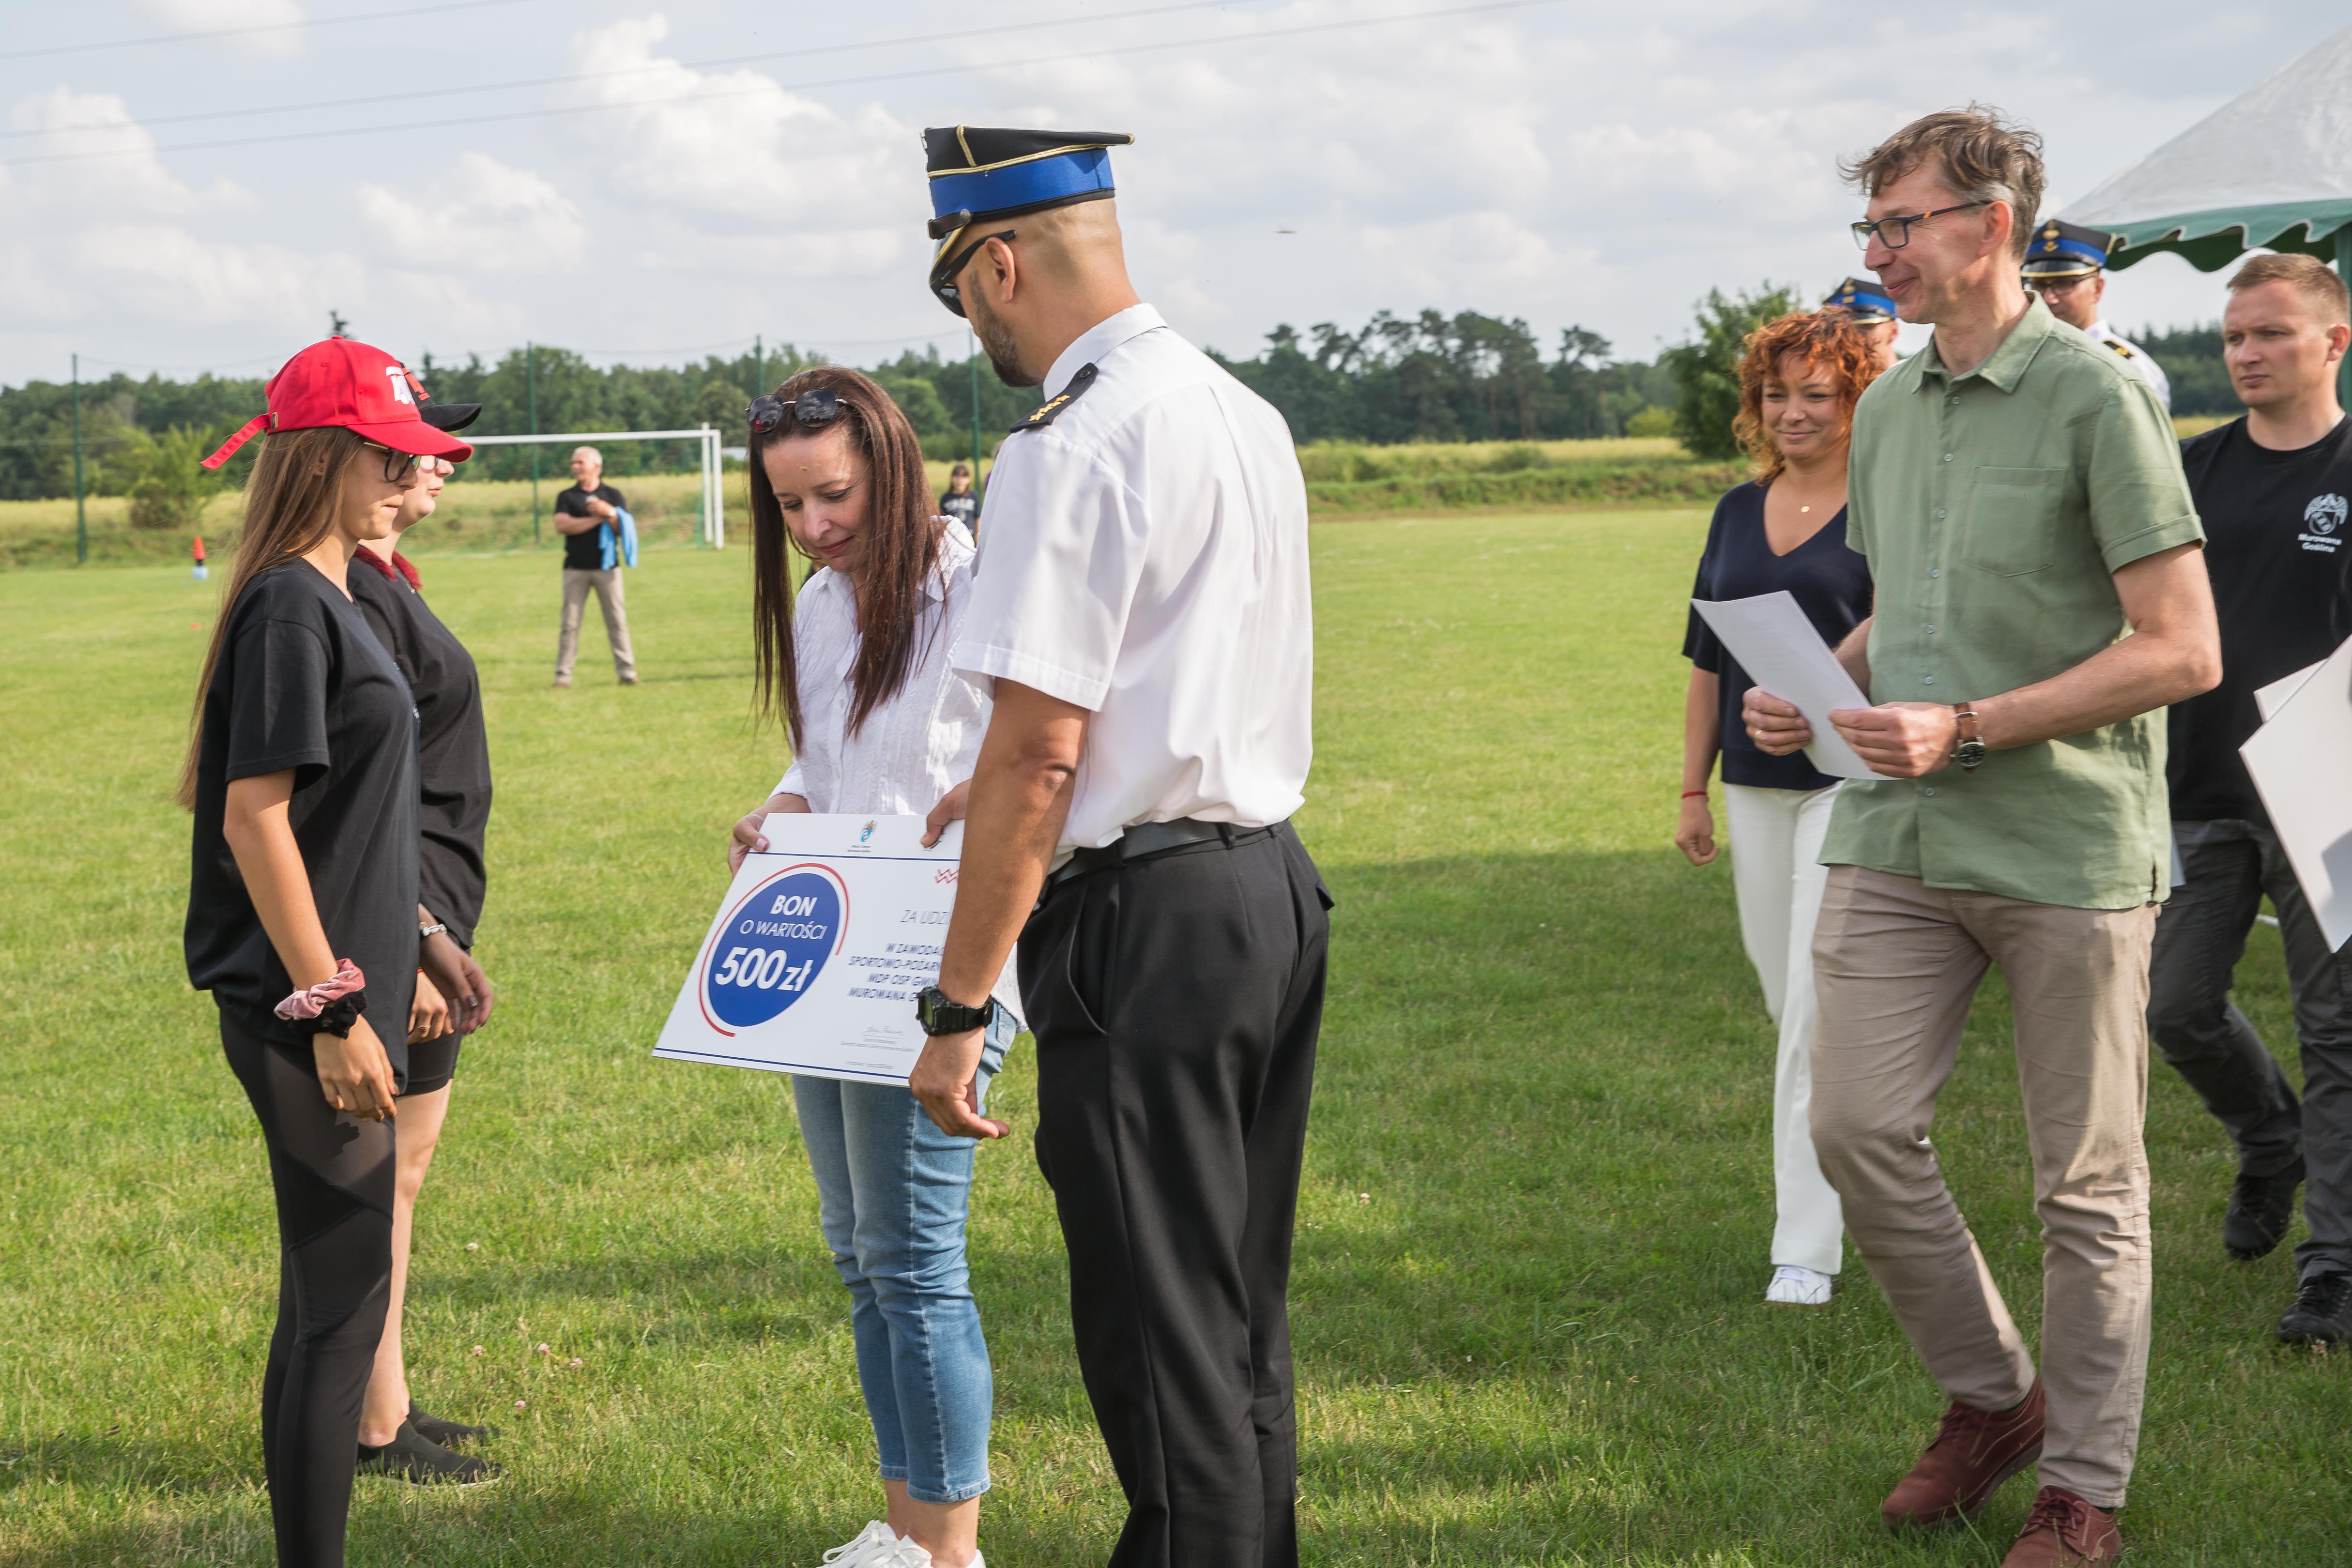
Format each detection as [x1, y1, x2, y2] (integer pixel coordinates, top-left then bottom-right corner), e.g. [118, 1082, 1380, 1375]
[746, 388, 842, 435]
[1850, 200, 1992, 251]
[931, 229, 1016, 317]
[359, 439, 423, 484]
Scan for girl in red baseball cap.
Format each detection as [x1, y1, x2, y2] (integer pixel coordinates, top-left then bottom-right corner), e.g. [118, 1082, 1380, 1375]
[179, 337, 475, 1567]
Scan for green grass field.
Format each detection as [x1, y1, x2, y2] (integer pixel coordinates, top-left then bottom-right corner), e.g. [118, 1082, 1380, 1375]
[2, 510, 2345, 1566]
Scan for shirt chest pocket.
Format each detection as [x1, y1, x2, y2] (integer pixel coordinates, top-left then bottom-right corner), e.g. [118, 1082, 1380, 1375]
[1960, 467, 2069, 577]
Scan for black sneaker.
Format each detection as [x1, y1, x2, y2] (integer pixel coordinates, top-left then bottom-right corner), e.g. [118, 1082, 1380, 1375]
[2277, 1271, 2352, 1347]
[357, 1421, 501, 1486]
[2224, 1158, 2304, 1260]
[409, 1402, 497, 1446]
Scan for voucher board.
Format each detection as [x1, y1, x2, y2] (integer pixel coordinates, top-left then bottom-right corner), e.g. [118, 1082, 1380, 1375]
[652, 812, 962, 1084]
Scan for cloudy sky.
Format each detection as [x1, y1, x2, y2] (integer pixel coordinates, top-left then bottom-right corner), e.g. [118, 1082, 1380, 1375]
[0, 0, 2344, 390]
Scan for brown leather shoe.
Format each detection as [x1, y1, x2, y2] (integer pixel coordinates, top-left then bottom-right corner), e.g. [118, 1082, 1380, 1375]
[1880, 1378, 2045, 1528]
[2001, 1487, 2121, 1566]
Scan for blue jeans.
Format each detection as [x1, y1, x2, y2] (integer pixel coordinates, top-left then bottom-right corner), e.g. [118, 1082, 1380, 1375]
[794, 1010, 1012, 1504]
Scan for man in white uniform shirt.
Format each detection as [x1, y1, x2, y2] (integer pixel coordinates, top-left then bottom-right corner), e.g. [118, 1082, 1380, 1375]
[903, 126, 1330, 1568]
[2022, 218, 2172, 411]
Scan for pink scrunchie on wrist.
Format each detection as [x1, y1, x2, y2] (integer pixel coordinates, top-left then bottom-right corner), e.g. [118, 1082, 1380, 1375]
[275, 958, 367, 1022]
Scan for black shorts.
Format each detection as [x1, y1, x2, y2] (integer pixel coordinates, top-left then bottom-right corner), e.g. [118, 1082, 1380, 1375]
[403, 1030, 463, 1097]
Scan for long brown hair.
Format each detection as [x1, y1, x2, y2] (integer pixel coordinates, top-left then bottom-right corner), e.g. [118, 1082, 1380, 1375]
[1732, 310, 1885, 484]
[748, 366, 943, 748]
[176, 426, 369, 808]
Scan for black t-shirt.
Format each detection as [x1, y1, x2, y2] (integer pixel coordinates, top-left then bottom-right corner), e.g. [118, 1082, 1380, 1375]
[555, 482, 626, 571]
[2168, 415, 2352, 825]
[938, 489, 980, 530]
[185, 561, 420, 1076]
[348, 554, 492, 948]
[1684, 480, 1876, 791]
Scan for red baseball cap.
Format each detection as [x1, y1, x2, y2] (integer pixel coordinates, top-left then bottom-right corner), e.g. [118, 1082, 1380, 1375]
[202, 337, 477, 470]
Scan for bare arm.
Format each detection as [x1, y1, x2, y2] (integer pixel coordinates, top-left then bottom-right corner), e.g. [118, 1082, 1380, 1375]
[1833, 610, 1874, 692]
[551, 508, 602, 536]
[908, 680, 1087, 1139]
[222, 772, 398, 1119]
[1675, 668, 1721, 866]
[1825, 543, 2219, 777]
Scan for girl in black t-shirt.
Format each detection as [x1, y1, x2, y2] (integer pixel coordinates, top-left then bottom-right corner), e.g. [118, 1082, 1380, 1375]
[345, 450, 502, 1483]
[182, 338, 473, 1568]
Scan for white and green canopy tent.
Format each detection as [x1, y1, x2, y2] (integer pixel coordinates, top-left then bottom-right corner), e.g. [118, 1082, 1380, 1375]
[2063, 20, 2352, 404]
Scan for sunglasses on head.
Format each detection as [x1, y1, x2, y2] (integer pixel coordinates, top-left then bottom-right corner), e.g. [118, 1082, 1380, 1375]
[746, 387, 842, 434]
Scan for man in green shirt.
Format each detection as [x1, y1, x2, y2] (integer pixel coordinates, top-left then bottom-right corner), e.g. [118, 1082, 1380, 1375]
[1746, 108, 2218, 1568]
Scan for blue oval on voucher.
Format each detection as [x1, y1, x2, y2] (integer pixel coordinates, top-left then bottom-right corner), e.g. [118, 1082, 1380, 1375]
[703, 868, 847, 1031]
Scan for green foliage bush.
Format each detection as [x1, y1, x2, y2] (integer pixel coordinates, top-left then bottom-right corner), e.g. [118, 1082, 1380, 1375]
[1663, 284, 1799, 461]
[121, 427, 223, 532]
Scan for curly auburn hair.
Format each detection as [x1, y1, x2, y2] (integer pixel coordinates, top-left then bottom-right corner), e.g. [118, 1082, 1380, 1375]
[1732, 310, 1887, 484]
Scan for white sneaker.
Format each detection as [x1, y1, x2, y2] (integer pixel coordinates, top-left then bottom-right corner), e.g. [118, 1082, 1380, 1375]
[818, 1521, 898, 1566]
[1765, 1264, 1833, 1305]
[867, 1543, 935, 1568]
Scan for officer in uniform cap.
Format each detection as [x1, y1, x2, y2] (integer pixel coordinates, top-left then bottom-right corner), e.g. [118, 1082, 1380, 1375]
[1824, 276, 1901, 369]
[905, 125, 1329, 1568]
[2021, 218, 2171, 411]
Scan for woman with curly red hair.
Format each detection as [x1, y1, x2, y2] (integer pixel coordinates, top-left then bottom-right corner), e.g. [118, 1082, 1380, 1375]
[1676, 308, 1887, 1307]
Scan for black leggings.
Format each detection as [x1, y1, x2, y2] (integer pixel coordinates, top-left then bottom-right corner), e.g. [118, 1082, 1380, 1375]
[221, 1010, 395, 1568]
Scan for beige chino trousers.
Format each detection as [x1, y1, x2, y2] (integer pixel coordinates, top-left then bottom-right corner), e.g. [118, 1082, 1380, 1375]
[556, 566, 637, 681]
[1808, 865, 2156, 1508]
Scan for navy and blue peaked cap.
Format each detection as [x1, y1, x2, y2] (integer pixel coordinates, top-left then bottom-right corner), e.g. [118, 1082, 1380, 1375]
[2020, 219, 2118, 279]
[923, 125, 1133, 313]
[1824, 276, 1897, 323]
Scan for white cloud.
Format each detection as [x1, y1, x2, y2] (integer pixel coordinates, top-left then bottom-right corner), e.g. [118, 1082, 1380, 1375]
[1, 0, 2343, 383]
[133, 0, 308, 60]
[67, 222, 366, 328]
[3, 88, 256, 215]
[357, 153, 589, 273]
[564, 14, 920, 231]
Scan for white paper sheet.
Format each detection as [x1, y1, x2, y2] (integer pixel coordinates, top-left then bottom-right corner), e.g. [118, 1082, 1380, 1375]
[2255, 659, 2325, 723]
[1692, 592, 1878, 781]
[652, 813, 967, 1084]
[2240, 633, 2352, 953]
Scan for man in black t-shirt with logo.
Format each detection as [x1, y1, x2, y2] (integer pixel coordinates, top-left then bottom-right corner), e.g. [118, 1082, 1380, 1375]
[2153, 252, 2352, 1347]
[551, 444, 639, 687]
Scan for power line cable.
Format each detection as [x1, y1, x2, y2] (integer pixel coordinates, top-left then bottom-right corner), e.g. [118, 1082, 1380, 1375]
[6, 0, 1560, 167]
[0, 0, 1250, 143]
[0, 0, 541, 63]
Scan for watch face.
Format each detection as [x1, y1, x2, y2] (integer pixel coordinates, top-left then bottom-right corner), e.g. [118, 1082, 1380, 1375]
[1957, 739, 1988, 767]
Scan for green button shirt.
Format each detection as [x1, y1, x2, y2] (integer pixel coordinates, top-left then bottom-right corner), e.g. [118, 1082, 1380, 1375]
[1824, 298, 2204, 911]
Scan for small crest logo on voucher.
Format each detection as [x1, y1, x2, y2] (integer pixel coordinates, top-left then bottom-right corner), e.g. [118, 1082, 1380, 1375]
[2306, 494, 2348, 534]
[859, 820, 876, 843]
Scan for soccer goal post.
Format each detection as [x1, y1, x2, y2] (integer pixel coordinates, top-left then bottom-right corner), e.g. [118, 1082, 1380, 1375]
[462, 425, 729, 548]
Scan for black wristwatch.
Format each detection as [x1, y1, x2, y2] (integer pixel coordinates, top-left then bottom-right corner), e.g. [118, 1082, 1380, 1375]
[1952, 703, 1987, 772]
[915, 985, 998, 1036]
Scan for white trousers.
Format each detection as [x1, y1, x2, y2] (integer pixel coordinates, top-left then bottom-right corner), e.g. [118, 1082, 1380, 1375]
[1724, 782, 1846, 1275]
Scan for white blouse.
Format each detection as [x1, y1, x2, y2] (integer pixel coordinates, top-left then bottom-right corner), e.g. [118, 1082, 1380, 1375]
[774, 520, 1019, 1020]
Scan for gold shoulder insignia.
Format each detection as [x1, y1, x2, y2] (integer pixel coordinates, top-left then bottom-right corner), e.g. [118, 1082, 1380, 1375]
[1010, 363, 1100, 432]
[2103, 338, 2137, 359]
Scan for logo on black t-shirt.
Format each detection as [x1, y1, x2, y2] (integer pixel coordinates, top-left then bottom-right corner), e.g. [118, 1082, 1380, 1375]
[2303, 492, 2348, 553]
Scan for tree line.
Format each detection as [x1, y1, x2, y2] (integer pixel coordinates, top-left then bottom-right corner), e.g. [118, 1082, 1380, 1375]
[0, 301, 2245, 510]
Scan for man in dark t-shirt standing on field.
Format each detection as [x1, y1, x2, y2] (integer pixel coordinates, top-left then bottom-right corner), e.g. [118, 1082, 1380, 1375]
[2154, 252, 2352, 1347]
[551, 444, 639, 687]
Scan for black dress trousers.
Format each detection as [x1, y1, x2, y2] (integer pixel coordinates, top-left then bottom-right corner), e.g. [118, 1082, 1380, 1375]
[1022, 822, 1331, 1568]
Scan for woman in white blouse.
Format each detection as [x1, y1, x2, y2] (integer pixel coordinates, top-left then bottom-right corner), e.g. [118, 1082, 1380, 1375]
[727, 368, 1016, 1568]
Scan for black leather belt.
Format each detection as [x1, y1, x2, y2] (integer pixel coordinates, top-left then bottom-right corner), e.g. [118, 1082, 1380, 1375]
[1042, 817, 1271, 895]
